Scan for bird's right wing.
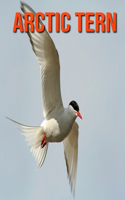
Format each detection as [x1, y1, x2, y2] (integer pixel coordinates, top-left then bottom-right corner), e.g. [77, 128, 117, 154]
[63, 122, 79, 195]
[21, 2, 63, 118]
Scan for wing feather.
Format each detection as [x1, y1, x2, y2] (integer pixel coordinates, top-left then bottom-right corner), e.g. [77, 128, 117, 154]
[21, 2, 63, 118]
[63, 122, 79, 196]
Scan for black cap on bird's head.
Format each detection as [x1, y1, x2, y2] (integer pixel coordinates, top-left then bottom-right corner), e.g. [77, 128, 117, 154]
[69, 100, 82, 119]
[69, 100, 79, 112]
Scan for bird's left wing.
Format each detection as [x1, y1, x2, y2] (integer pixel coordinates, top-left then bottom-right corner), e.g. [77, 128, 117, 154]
[63, 122, 79, 195]
[20, 2, 63, 118]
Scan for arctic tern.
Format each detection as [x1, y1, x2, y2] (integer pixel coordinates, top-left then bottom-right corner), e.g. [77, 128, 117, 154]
[7, 2, 82, 195]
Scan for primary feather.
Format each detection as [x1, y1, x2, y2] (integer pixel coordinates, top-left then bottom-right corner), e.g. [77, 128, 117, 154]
[63, 122, 79, 196]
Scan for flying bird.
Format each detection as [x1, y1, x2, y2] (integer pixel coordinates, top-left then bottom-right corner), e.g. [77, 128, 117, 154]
[8, 2, 82, 195]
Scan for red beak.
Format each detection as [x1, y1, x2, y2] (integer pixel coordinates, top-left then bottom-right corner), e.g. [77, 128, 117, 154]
[77, 112, 82, 119]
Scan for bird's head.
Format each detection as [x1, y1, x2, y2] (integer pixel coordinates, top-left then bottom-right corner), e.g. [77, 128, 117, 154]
[69, 100, 82, 119]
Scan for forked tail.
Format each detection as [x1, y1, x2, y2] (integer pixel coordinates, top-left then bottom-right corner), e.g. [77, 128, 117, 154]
[6, 117, 48, 168]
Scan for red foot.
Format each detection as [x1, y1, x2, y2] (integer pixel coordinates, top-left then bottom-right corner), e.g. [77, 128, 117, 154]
[41, 134, 46, 148]
[41, 142, 46, 148]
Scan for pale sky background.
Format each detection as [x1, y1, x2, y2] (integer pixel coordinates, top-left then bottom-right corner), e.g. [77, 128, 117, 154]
[0, 0, 125, 199]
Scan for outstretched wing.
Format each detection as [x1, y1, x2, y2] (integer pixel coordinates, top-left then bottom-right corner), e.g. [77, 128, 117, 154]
[63, 122, 79, 196]
[21, 2, 63, 118]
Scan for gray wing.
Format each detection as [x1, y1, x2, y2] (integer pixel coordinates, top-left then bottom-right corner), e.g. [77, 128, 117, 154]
[21, 2, 63, 118]
[63, 122, 79, 195]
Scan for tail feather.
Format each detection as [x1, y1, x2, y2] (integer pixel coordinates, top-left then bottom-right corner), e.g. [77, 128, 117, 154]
[31, 145, 48, 168]
[6, 117, 48, 168]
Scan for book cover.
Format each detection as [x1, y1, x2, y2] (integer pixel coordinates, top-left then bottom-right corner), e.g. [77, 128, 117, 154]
[0, 0, 124, 199]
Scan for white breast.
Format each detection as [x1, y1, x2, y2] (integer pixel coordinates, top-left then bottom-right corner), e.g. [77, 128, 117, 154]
[41, 108, 76, 142]
[41, 119, 60, 142]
